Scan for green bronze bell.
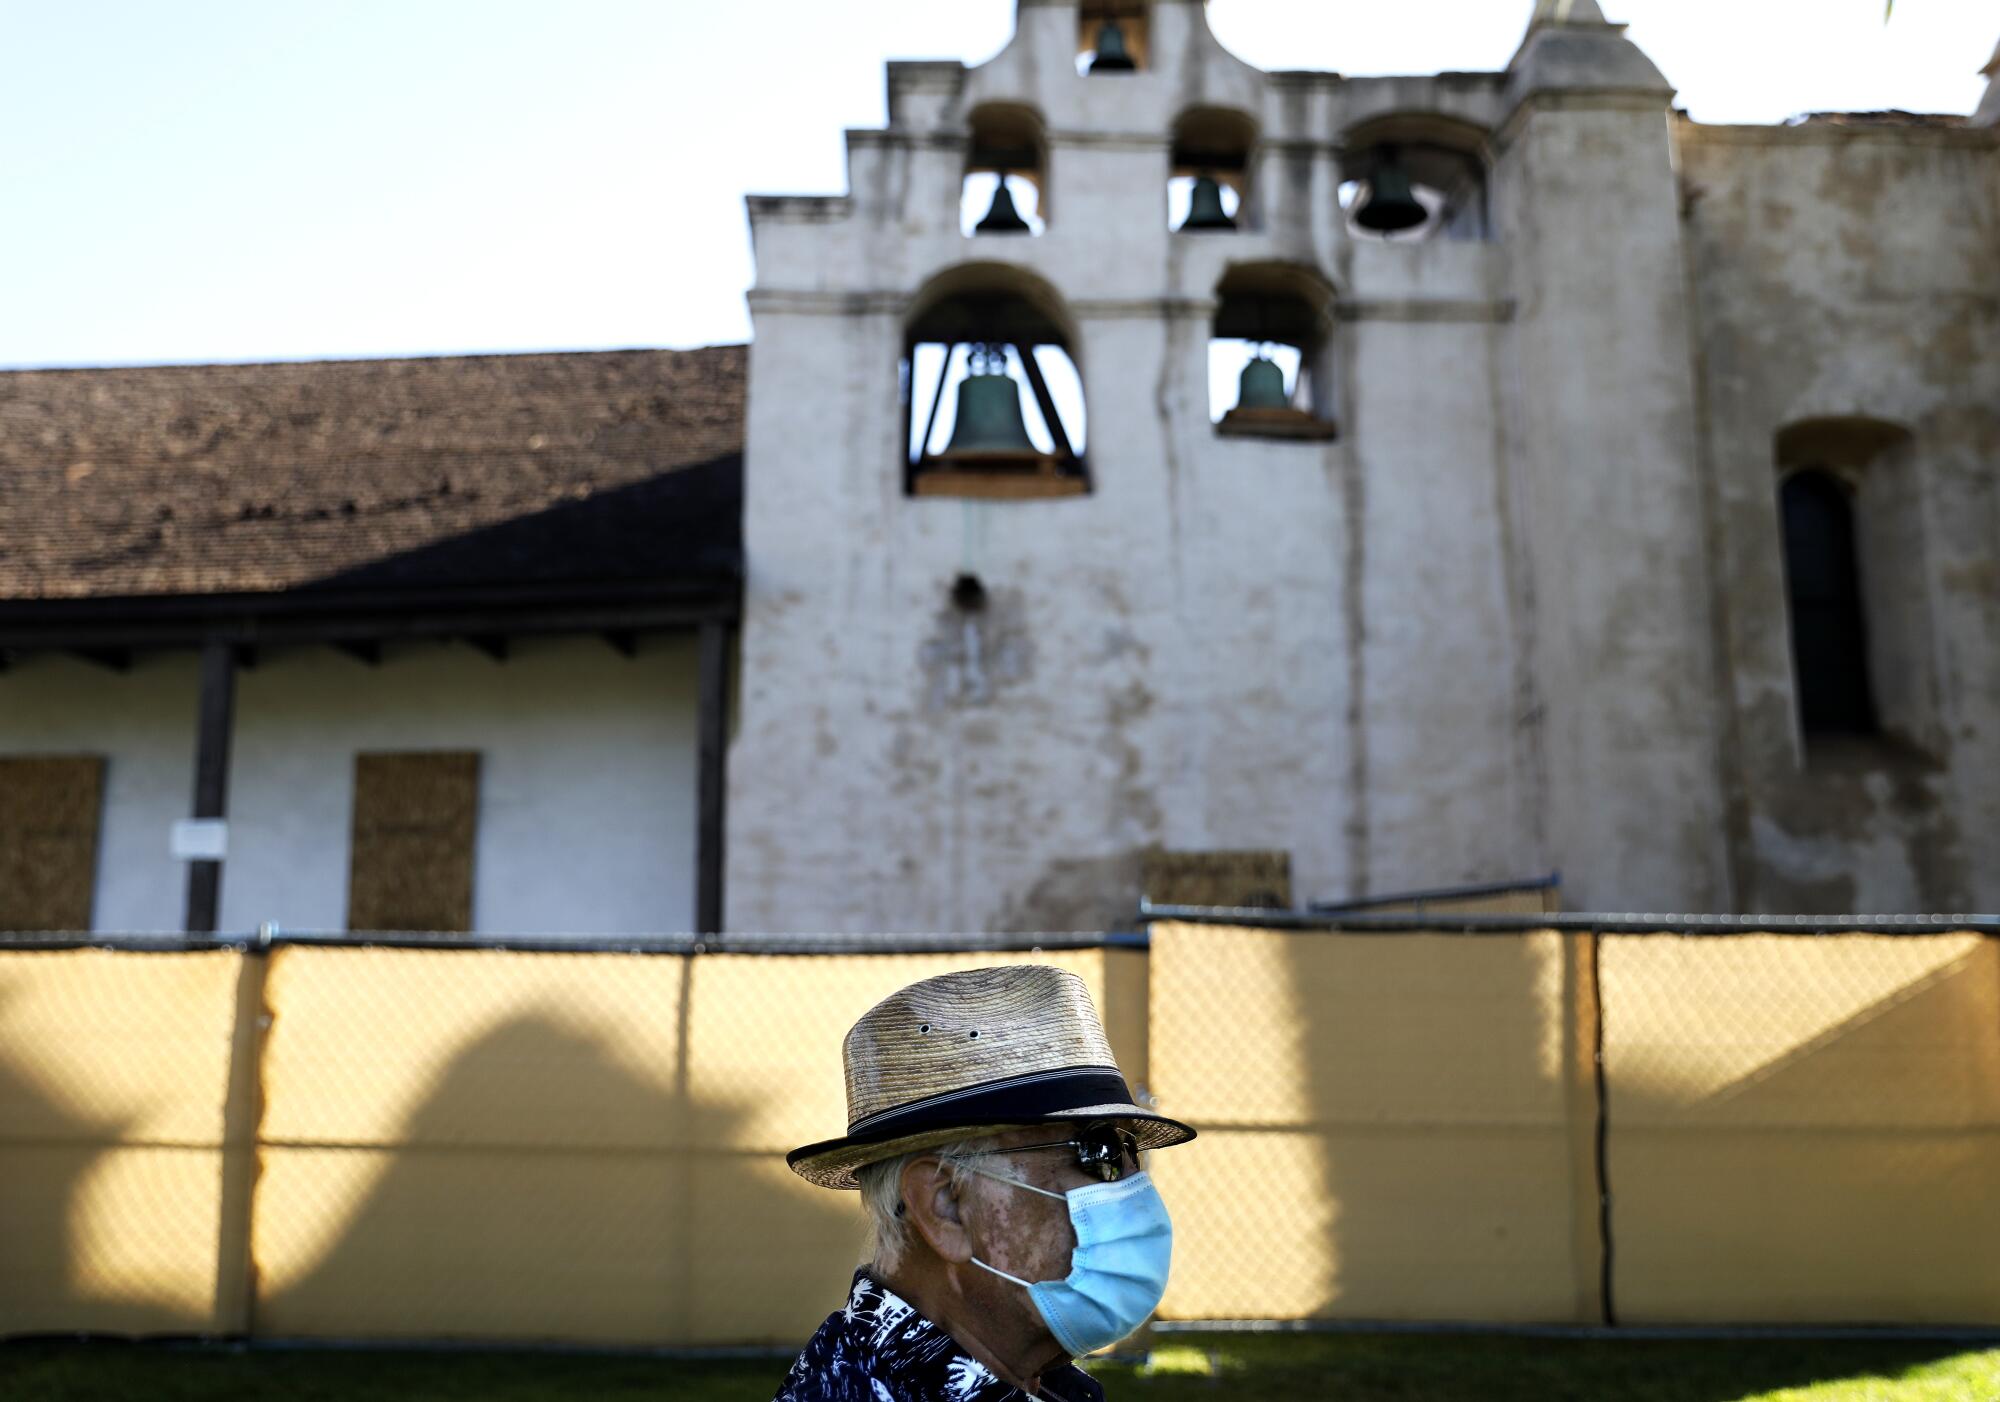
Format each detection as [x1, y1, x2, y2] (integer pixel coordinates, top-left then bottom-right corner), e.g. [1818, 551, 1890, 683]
[1236, 356, 1290, 412]
[1088, 20, 1137, 73]
[1181, 176, 1236, 231]
[1354, 148, 1427, 233]
[941, 368, 1039, 457]
[974, 180, 1031, 235]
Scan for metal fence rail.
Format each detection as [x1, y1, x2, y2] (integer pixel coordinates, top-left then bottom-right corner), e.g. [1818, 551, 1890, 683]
[0, 929, 1151, 956]
[1142, 903, 2000, 935]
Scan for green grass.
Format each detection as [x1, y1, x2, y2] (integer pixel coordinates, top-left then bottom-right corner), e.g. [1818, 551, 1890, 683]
[1097, 1335, 2000, 1401]
[1, 1334, 1995, 1401]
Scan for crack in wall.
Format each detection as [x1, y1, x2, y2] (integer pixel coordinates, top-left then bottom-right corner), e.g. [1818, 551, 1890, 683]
[1336, 322, 1369, 899]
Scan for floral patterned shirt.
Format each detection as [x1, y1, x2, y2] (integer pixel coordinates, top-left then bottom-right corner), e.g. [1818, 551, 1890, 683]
[773, 1271, 1104, 1402]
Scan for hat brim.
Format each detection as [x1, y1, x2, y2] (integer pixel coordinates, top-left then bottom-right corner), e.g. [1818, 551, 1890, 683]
[786, 1105, 1196, 1190]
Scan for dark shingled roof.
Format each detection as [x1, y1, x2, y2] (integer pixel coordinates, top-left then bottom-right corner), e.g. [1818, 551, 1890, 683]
[0, 346, 745, 604]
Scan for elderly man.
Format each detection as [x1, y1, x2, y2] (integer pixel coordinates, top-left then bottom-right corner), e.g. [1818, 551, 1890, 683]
[775, 965, 1195, 1402]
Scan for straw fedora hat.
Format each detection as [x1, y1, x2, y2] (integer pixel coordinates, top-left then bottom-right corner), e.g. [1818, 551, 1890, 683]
[787, 965, 1195, 1190]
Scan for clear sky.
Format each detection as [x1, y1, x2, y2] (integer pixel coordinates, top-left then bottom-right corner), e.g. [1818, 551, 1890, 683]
[2, 0, 1990, 369]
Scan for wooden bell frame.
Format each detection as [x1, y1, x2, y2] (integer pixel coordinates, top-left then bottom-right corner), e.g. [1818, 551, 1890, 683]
[902, 271, 1090, 500]
[1212, 263, 1341, 441]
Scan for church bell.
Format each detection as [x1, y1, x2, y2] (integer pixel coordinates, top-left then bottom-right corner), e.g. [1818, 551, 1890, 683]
[974, 179, 1032, 236]
[1180, 176, 1236, 231]
[1235, 356, 1290, 412]
[1088, 20, 1137, 73]
[1354, 148, 1428, 233]
[941, 359, 1040, 458]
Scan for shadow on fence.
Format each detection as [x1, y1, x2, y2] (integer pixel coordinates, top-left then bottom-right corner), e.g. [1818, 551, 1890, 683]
[1, 916, 1996, 1346]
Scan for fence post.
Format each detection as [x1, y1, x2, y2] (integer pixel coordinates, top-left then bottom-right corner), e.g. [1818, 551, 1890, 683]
[1560, 928, 1603, 1324]
[1590, 927, 1616, 1327]
[673, 947, 697, 1345]
[213, 943, 271, 1336]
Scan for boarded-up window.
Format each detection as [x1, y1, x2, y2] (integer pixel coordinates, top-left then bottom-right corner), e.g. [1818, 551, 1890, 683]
[347, 752, 479, 933]
[0, 756, 106, 932]
[1142, 850, 1291, 910]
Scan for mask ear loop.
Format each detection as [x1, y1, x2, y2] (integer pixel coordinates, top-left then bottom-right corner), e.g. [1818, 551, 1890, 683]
[960, 1163, 1069, 1289]
[970, 1257, 1035, 1289]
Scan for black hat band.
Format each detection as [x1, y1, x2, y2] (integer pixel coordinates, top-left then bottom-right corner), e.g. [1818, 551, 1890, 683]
[842, 1064, 1133, 1145]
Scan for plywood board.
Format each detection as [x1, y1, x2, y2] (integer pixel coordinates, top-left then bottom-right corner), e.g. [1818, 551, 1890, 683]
[346, 752, 478, 933]
[1142, 850, 1291, 909]
[0, 755, 105, 932]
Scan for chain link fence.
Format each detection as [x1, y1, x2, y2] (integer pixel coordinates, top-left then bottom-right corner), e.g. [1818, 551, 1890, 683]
[1146, 912, 2000, 1331]
[0, 933, 1144, 1345]
[1, 915, 1995, 1345]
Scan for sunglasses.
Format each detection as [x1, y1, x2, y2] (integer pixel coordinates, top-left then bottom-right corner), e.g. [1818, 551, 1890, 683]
[958, 1122, 1143, 1183]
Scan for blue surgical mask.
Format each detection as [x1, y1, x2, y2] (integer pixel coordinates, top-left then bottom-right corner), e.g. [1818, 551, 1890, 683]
[965, 1168, 1173, 1358]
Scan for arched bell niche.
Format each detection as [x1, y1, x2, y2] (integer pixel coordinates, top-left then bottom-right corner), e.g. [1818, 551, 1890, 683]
[902, 264, 1089, 499]
[962, 103, 1048, 238]
[1209, 263, 1339, 440]
[1336, 113, 1492, 243]
[1169, 106, 1257, 234]
[1076, 0, 1148, 75]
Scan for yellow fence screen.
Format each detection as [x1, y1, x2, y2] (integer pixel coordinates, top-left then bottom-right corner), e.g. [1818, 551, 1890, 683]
[2, 926, 1996, 1344]
[1147, 922, 1598, 1323]
[1601, 932, 2000, 1326]
[0, 949, 254, 1335]
[251, 944, 1142, 1345]
[0, 942, 1138, 1345]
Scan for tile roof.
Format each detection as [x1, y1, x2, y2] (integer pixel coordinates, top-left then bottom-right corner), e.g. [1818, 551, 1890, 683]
[0, 346, 744, 603]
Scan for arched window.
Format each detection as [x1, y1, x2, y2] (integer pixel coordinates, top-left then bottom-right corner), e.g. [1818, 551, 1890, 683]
[1169, 107, 1256, 233]
[902, 266, 1088, 500]
[962, 104, 1047, 238]
[1077, 1, 1147, 74]
[1775, 417, 1925, 746]
[1210, 264, 1339, 440]
[1780, 470, 1876, 736]
[1337, 115, 1491, 243]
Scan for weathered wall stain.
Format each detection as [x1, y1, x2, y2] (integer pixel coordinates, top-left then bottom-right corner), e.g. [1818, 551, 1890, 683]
[988, 848, 1150, 935]
[1336, 321, 1370, 900]
[1681, 121, 1999, 913]
[1104, 680, 1163, 840]
[725, 7, 2000, 933]
[917, 583, 1034, 709]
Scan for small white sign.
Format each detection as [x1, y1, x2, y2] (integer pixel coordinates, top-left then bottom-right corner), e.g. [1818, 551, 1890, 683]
[171, 818, 229, 861]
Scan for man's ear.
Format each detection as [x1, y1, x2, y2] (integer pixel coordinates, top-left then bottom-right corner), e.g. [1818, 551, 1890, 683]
[899, 1155, 975, 1263]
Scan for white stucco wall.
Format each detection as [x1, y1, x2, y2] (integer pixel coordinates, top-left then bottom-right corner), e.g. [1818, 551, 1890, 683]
[0, 652, 199, 932]
[734, 0, 1994, 929]
[223, 636, 701, 935]
[729, 0, 1565, 933]
[1680, 122, 2000, 911]
[0, 636, 701, 934]
[1491, 96, 1732, 912]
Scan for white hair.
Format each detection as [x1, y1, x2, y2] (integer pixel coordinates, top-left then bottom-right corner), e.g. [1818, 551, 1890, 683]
[856, 1133, 1026, 1270]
